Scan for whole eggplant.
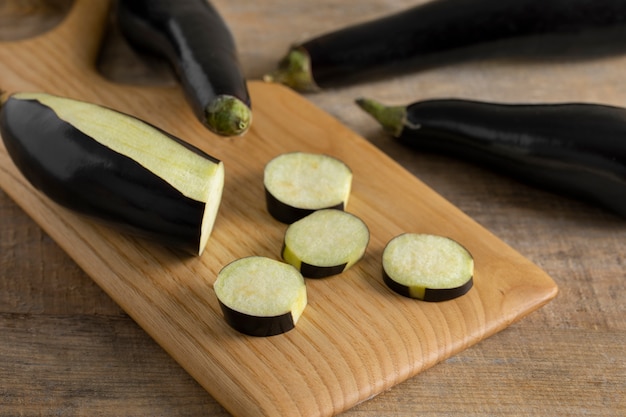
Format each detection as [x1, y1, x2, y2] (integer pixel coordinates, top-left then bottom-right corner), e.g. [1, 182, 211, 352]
[267, 0, 626, 91]
[356, 97, 626, 217]
[117, 0, 251, 136]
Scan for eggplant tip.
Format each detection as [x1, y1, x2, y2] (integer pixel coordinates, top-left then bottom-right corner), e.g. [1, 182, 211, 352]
[205, 95, 252, 137]
[355, 97, 407, 137]
[264, 47, 320, 93]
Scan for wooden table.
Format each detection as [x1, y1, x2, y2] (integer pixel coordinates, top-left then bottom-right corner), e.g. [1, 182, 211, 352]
[1, 1, 624, 416]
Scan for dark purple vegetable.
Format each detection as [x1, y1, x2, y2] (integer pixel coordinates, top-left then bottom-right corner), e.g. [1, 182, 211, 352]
[0, 92, 225, 255]
[266, 0, 626, 91]
[356, 97, 626, 218]
[117, 0, 251, 136]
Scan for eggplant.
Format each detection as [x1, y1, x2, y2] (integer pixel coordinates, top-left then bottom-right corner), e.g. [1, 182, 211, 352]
[382, 233, 474, 302]
[357, 97, 626, 217]
[117, 0, 251, 136]
[266, 0, 626, 91]
[264, 152, 353, 224]
[282, 209, 370, 279]
[0, 92, 225, 255]
[214, 256, 307, 337]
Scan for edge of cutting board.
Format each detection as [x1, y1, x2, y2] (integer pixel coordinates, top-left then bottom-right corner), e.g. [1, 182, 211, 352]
[0, 1, 558, 416]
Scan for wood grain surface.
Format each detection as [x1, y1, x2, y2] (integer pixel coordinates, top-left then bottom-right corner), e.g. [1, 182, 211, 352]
[1, 1, 625, 416]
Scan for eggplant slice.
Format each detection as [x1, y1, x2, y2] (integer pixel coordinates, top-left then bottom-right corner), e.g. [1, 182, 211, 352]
[282, 209, 369, 278]
[264, 152, 352, 224]
[382, 233, 474, 301]
[214, 256, 307, 337]
[0, 92, 224, 255]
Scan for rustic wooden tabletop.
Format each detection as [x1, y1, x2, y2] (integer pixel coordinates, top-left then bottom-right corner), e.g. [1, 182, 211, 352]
[1, 1, 624, 416]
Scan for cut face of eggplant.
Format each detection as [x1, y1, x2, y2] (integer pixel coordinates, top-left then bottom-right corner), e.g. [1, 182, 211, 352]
[282, 209, 369, 278]
[0, 92, 224, 255]
[382, 233, 474, 302]
[214, 256, 307, 337]
[264, 152, 352, 223]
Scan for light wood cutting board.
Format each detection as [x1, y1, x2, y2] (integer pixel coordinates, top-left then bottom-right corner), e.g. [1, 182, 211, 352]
[0, 1, 558, 416]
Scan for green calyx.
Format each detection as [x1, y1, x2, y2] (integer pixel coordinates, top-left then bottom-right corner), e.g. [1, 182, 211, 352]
[205, 95, 252, 137]
[355, 97, 408, 137]
[263, 47, 320, 93]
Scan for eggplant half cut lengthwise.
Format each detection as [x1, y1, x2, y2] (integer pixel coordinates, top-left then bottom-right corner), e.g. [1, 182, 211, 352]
[266, 0, 626, 91]
[357, 97, 626, 218]
[0, 92, 225, 256]
[117, 0, 251, 137]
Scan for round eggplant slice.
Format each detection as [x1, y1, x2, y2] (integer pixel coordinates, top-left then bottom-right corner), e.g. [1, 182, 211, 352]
[282, 209, 369, 278]
[0, 92, 224, 256]
[382, 233, 474, 301]
[214, 256, 307, 337]
[264, 152, 352, 224]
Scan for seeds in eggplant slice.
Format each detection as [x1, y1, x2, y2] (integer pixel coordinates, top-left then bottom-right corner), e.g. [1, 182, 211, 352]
[214, 256, 307, 337]
[0, 92, 224, 256]
[282, 209, 369, 278]
[264, 152, 352, 224]
[382, 233, 474, 301]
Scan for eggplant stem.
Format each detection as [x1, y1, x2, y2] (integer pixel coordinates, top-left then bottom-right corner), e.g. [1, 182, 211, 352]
[263, 47, 320, 93]
[205, 95, 252, 137]
[355, 97, 408, 137]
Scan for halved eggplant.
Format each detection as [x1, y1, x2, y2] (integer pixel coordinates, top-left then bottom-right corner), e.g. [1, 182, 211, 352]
[0, 92, 224, 255]
[214, 256, 307, 337]
[382, 233, 474, 302]
[117, 0, 252, 136]
[264, 152, 352, 224]
[282, 209, 369, 278]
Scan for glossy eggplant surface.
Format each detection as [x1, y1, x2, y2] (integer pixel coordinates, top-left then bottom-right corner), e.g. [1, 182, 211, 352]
[117, 0, 251, 136]
[267, 0, 626, 91]
[0, 92, 225, 255]
[357, 97, 626, 217]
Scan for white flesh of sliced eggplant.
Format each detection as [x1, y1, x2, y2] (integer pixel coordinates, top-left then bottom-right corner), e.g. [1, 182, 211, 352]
[214, 256, 307, 337]
[264, 152, 352, 223]
[382, 233, 474, 301]
[282, 209, 369, 278]
[0, 92, 224, 255]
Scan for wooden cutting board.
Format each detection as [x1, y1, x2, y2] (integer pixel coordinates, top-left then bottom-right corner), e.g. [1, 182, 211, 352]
[0, 1, 558, 416]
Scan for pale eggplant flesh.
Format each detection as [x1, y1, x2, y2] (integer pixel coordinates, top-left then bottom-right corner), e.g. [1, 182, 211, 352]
[214, 256, 307, 337]
[0, 92, 225, 255]
[263, 152, 353, 224]
[281, 209, 369, 279]
[382, 233, 474, 302]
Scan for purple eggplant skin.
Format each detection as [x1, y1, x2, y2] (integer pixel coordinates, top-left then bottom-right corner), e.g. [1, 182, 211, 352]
[356, 98, 626, 218]
[117, 0, 251, 136]
[0, 94, 220, 254]
[217, 302, 296, 337]
[268, 0, 626, 91]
